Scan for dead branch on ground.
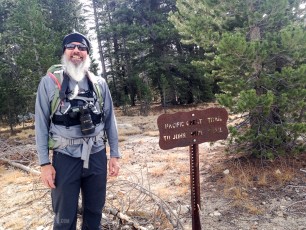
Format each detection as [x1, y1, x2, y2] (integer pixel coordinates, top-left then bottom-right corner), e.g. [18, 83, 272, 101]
[106, 179, 185, 230]
[107, 208, 149, 230]
[0, 158, 40, 175]
[0, 138, 184, 229]
[0, 138, 36, 166]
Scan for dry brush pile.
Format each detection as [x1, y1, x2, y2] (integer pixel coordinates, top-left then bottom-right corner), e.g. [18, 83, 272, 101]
[0, 129, 185, 230]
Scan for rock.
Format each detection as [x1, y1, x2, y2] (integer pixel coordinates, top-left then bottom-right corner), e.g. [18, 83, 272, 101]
[211, 211, 221, 216]
[36, 227, 45, 230]
[24, 216, 32, 221]
[146, 225, 155, 230]
[107, 194, 116, 200]
[275, 169, 281, 174]
[285, 196, 292, 201]
[223, 169, 230, 175]
[102, 213, 108, 222]
[274, 210, 284, 217]
[174, 178, 181, 186]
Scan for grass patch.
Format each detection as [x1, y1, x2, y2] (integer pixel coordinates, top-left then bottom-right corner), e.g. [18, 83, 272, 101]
[149, 166, 165, 177]
[219, 155, 298, 190]
[143, 130, 159, 137]
[212, 154, 305, 214]
[179, 175, 190, 186]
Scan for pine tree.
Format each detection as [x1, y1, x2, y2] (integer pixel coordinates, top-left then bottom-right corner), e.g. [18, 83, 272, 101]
[0, 0, 27, 132]
[90, 0, 214, 109]
[0, 0, 87, 131]
[170, 0, 306, 157]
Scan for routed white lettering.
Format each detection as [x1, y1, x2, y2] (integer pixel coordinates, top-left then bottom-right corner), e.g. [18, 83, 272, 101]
[172, 132, 187, 140]
[207, 117, 223, 123]
[165, 121, 185, 129]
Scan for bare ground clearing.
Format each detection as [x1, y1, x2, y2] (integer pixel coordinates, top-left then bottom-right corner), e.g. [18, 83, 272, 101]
[0, 104, 306, 230]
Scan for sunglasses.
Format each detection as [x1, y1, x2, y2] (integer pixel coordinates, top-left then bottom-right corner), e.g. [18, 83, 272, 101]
[65, 43, 88, 52]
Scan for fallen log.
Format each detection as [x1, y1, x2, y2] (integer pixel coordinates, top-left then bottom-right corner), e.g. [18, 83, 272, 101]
[0, 158, 40, 175]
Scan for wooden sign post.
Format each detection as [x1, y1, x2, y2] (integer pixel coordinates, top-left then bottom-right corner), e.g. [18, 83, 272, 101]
[157, 108, 228, 230]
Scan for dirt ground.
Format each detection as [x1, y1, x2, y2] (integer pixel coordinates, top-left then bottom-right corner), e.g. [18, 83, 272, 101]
[0, 104, 306, 230]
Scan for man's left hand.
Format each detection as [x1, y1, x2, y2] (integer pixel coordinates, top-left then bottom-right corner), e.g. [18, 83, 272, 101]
[109, 157, 120, 177]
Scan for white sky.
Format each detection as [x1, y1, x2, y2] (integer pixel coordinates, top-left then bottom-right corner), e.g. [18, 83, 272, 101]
[80, 0, 103, 75]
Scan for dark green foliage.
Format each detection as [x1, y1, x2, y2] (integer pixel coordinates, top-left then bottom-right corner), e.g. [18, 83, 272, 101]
[171, 0, 306, 157]
[0, 0, 86, 131]
[92, 0, 214, 108]
[0, 58, 27, 132]
[0, 0, 217, 131]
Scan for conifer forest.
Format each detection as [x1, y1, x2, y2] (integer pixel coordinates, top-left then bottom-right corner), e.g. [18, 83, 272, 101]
[1, 0, 306, 158]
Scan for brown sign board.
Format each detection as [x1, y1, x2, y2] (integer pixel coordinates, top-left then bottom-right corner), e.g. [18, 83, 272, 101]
[157, 108, 228, 150]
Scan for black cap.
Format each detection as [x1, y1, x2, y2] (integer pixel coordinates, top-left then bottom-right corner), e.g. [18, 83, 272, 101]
[62, 32, 91, 53]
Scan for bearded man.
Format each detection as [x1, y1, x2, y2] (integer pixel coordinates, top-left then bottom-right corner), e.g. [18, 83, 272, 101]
[35, 32, 120, 230]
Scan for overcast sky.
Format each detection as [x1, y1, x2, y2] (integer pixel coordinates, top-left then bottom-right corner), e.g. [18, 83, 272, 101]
[80, 0, 103, 75]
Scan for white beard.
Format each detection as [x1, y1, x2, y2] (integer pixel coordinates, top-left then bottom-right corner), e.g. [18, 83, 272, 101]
[61, 55, 91, 82]
[61, 55, 91, 100]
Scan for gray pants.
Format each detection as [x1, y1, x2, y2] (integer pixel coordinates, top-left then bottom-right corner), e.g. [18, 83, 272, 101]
[51, 149, 107, 230]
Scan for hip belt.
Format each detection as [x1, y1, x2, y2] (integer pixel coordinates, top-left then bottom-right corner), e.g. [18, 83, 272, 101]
[49, 135, 99, 168]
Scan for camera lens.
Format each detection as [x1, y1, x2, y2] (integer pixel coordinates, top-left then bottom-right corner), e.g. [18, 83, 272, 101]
[79, 106, 95, 135]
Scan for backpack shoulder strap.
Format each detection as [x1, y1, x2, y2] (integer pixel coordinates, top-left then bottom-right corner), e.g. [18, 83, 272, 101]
[87, 71, 106, 143]
[47, 65, 64, 119]
[87, 71, 104, 112]
[47, 67, 104, 120]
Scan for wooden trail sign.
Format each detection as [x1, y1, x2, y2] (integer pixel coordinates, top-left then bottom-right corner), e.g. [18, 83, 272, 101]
[157, 108, 228, 150]
[157, 108, 229, 230]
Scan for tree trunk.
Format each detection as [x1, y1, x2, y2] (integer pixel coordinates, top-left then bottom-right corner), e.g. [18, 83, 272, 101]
[92, 0, 108, 81]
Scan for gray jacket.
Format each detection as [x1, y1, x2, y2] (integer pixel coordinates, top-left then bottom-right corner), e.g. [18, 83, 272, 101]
[35, 72, 120, 165]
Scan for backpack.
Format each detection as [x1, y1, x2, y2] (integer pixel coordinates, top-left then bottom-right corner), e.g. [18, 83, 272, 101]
[46, 64, 104, 120]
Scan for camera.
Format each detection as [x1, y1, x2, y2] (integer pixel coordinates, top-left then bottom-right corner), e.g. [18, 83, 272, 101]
[68, 103, 96, 135]
[79, 105, 95, 135]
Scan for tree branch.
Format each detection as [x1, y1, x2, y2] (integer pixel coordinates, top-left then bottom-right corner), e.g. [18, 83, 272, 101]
[0, 158, 40, 175]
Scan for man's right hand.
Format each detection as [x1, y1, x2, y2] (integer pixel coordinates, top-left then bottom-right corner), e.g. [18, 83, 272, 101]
[41, 164, 56, 189]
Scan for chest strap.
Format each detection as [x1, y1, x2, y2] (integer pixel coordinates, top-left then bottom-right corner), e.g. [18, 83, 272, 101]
[52, 113, 102, 127]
